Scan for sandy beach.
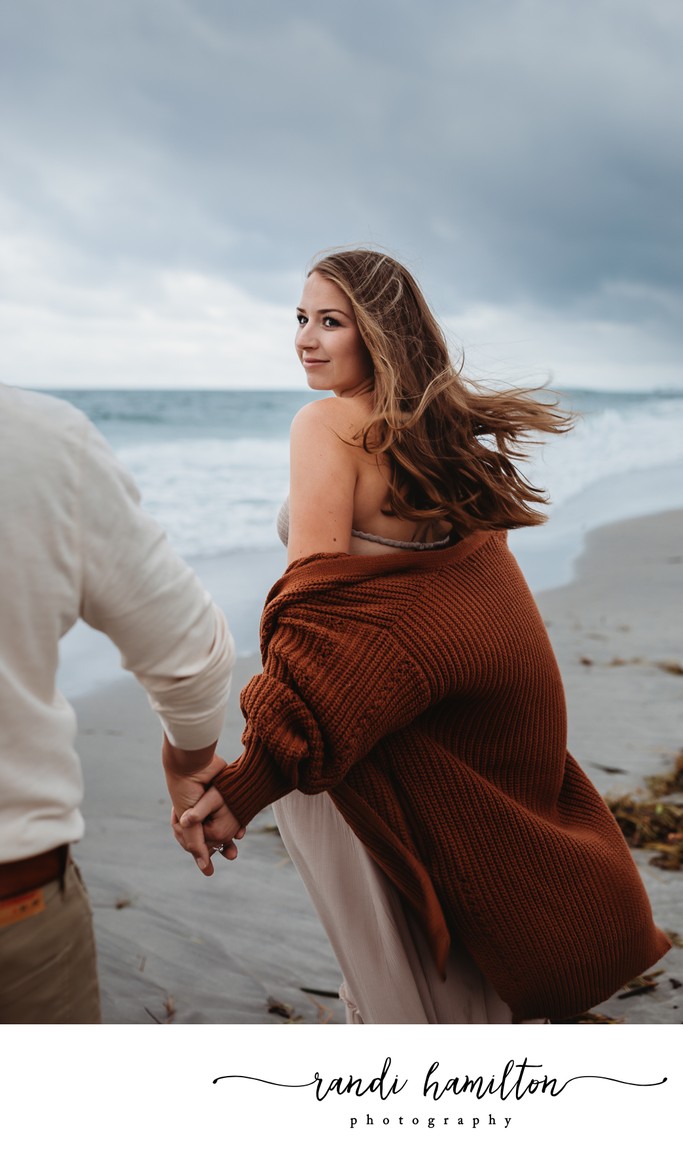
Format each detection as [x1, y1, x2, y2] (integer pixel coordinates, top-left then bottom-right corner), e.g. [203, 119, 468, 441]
[70, 508, 683, 1025]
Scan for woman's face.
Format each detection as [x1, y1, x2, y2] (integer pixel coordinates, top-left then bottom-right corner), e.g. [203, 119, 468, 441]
[295, 272, 374, 397]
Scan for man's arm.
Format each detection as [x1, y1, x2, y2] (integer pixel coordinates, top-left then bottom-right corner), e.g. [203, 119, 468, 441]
[75, 417, 235, 754]
[74, 417, 237, 871]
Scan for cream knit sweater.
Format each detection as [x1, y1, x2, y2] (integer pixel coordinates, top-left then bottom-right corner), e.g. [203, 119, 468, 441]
[0, 385, 234, 863]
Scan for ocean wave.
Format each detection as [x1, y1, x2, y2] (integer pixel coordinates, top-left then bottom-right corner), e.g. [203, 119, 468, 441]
[51, 387, 683, 559]
[118, 437, 291, 556]
[530, 395, 683, 508]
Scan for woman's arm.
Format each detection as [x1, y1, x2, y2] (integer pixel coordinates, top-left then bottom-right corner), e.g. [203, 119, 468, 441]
[206, 604, 431, 828]
[286, 399, 360, 562]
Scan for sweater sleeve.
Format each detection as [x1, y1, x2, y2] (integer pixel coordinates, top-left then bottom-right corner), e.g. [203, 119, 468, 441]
[212, 601, 431, 826]
[76, 419, 235, 750]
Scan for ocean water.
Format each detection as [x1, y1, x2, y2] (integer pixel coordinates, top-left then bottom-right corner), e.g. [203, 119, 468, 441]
[46, 385, 683, 689]
[46, 385, 683, 561]
[47, 389, 302, 557]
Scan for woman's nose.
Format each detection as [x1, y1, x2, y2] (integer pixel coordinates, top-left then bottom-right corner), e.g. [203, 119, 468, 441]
[295, 322, 317, 350]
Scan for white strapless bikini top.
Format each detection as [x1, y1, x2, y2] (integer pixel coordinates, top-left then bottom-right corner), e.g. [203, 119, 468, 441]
[277, 496, 452, 552]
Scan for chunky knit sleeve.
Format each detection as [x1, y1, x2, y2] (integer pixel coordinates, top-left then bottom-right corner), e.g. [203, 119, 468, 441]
[212, 603, 432, 827]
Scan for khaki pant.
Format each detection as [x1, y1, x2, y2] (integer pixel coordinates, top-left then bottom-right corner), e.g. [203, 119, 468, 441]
[0, 857, 101, 1024]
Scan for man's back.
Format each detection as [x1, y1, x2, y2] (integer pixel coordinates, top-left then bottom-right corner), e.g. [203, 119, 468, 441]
[1, 386, 97, 858]
[0, 384, 234, 1022]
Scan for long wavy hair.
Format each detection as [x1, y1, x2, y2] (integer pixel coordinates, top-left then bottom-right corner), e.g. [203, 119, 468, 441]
[309, 247, 574, 535]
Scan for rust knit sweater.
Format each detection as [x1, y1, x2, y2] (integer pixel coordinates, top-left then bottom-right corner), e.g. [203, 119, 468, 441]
[214, 529, 669, 1021]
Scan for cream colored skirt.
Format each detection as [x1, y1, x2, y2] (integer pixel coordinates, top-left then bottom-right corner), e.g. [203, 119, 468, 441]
[274, 790, 540, 1025]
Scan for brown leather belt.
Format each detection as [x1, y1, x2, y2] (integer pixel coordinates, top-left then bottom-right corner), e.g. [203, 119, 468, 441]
[0, 845, 69, 901]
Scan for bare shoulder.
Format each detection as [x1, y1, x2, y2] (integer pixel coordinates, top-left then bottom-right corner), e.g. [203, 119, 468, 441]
[290, 396, 369, 440]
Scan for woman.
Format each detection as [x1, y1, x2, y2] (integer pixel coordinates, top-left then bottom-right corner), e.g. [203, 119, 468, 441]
[172, 248, 669, 1024]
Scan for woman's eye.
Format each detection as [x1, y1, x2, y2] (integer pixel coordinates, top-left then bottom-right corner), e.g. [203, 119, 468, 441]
[296, 314, 307, 326]
[322, 316, 339, 328]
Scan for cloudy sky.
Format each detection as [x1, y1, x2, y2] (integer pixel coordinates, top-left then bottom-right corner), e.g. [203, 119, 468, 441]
[1, 0, 681, 390]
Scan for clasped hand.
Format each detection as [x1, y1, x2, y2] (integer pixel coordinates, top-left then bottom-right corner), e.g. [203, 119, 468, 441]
[163, 739, 245, 876]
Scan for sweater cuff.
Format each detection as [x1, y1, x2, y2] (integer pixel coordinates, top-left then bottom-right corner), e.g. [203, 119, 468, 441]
[212, 739, 292, 826]
[157, 706, 227, 752]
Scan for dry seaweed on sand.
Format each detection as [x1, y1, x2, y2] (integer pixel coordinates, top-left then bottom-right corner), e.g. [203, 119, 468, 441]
[144, 996, 176, 1024]
[304, 994, 337, 1024]
[266, 996, 303, 1022]
[266, 992, 338, 1024]
[616, 970, 664, 999]
[645, 749, 683, 797]
[606, 750, 683, 870]
[606, 793, 683, 859]
[560, 1011, 624, 1024]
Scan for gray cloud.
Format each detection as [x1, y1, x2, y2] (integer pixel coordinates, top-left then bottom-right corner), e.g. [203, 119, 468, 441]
[1, 0, 681, 386]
